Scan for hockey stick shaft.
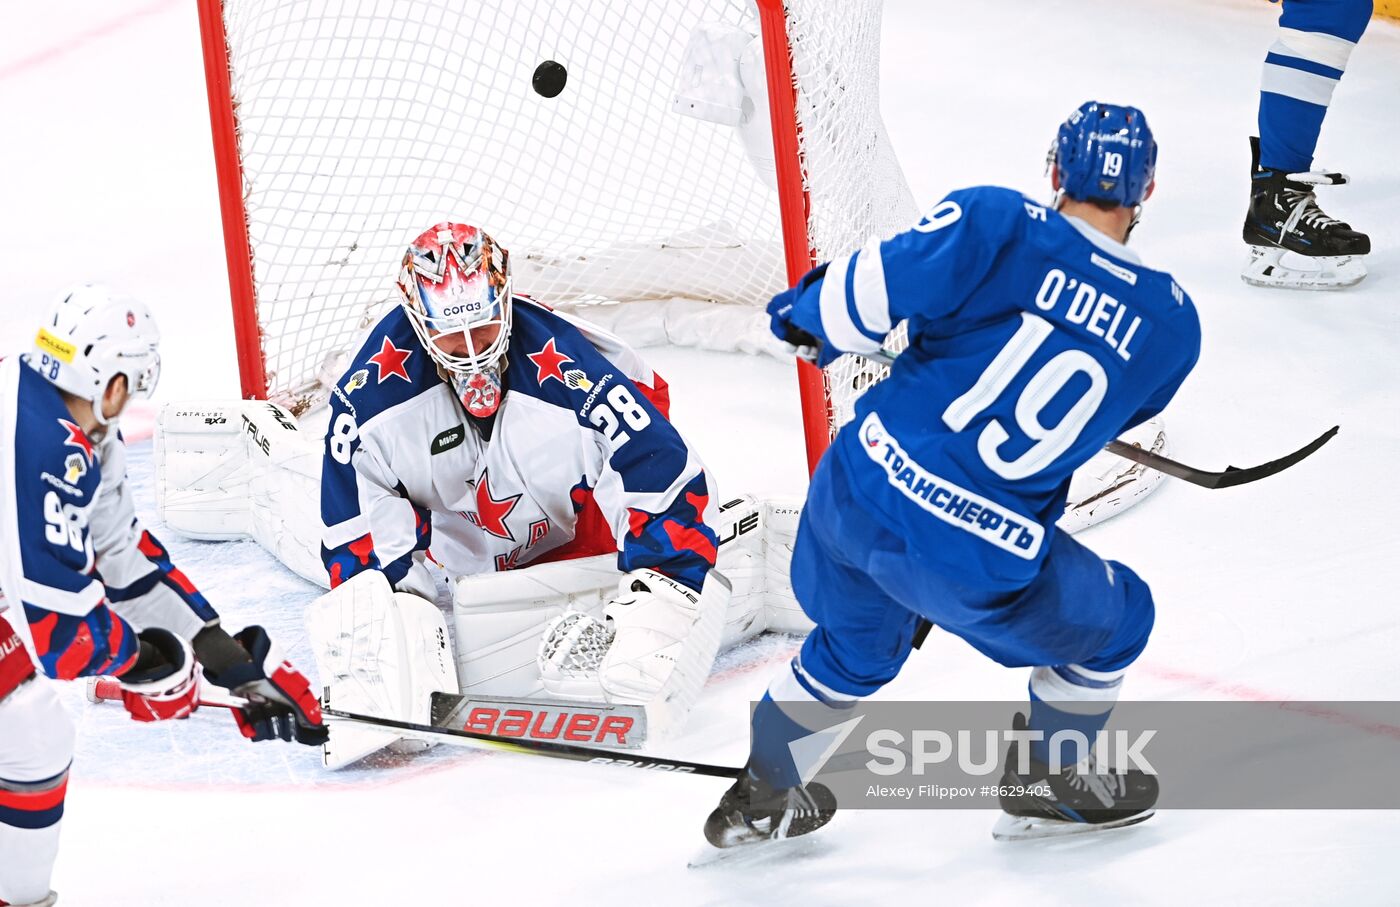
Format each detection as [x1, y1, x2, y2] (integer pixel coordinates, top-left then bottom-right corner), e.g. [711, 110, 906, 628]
[320, 706, 744, 778]
[88, 678, 742, 779]
[855, 348, 1336, 489]
[87, 676, 248, 709]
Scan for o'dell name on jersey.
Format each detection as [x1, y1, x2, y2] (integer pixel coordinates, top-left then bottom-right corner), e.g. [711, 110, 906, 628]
[1032, 265, 1143, 362]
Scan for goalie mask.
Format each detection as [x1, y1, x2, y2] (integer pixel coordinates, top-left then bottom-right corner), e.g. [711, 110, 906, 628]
[398, 222, 512, 418]
[32, 283, 161, 428]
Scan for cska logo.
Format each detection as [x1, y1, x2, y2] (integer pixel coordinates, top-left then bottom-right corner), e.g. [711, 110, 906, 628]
[527, 338, 572, 385]
[368, 337, 413, 383]
[59, 419, 95, 465]
[465, 468, 521, 541]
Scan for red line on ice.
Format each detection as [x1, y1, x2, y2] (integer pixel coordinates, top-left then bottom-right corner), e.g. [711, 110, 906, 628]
[0, 0, 183, 83]
[1136, 662, 1400, 741]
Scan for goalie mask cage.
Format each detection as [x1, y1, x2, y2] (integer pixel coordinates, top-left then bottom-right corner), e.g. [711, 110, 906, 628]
[199, 0, 916, 470]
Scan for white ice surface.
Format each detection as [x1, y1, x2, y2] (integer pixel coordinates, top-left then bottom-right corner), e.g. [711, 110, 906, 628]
[2, 1, 1398, 904]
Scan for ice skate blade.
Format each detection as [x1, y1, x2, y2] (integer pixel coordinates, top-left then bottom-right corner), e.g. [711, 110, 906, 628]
[992, 809, 1155, 842]
[1242, 247, 1366, 291]
[688, 832, 825, 869]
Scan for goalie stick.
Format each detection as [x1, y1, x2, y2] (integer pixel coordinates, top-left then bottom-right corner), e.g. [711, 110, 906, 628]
[846, 346, 1337, 489]
[87, 678, 743, 779]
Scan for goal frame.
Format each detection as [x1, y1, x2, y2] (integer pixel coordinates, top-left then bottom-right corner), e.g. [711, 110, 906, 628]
[197, 0, 832, 472]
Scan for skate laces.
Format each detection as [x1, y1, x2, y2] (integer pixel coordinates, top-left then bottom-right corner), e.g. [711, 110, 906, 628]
[739, 779, 824, 839]
[1281, 186, 1343, 236]
[1063, 755, 1127, 807]
[773, 785, 825, 837]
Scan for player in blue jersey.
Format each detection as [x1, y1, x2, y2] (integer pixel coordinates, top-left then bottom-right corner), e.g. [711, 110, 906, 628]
[1243, 0, 1372, 289]
[704, 102, 1202, 849]
[0, 286, 325, 907]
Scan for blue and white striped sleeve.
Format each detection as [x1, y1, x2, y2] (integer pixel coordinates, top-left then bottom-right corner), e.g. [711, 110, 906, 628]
[791, 187, 1012, 352]
[815, 235, 892, 356]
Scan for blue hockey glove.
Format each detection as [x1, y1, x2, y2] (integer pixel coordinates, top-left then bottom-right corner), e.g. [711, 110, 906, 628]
[203, 626, 328, 746]
[767, 263, 830, 364]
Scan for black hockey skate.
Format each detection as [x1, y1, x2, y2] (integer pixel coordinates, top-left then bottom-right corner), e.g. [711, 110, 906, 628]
[992, 713, 1158, 841]
[1242, 136, 1369, 290]
[703, 769, 837, 850]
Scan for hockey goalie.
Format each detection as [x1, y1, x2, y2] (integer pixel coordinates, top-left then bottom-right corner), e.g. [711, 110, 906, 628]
[160, 223, 816, 766]
[156, 222, 1167, 767]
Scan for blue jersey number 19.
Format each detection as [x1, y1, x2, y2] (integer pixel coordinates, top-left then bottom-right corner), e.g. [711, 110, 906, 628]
[941, 312, 1108, 480]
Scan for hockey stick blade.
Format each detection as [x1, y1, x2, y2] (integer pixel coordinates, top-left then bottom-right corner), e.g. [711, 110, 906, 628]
[1105, 426, 1337, 489]
[320, 705, 743, 779]
[855, 348, 1337, 489]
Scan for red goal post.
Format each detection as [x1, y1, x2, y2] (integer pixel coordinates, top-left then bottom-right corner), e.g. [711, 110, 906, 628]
[197, 0, 915, 473]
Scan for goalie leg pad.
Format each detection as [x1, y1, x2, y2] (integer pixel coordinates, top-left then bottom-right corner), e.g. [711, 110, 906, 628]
[1058, 417, 1168, 534]
[759, 498, 814, 634]
[457, 543, 766, 701]
[304, 571, 458, 769]
[712, 495, 811, 641]
[155, 400, 325, 586]
[712, 544, 766, 648]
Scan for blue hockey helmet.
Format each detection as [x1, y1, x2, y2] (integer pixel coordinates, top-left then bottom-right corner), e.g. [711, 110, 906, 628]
[1050, 101, 1157, 208]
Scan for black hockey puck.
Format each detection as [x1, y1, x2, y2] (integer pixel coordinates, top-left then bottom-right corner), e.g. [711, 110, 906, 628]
[532, 60, 567, 98]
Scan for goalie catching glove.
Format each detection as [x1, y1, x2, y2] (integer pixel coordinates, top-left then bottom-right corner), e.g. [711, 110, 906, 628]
[201, 625, 328, 746]
[539, 568, 728, 734]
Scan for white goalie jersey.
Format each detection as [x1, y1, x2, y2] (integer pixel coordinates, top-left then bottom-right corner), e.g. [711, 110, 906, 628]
[319, 298, 720, 596]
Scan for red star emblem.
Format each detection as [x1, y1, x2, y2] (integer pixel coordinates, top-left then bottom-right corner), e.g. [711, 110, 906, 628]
[527, 338, 572, 385]
[368, 337, 413, 383]
[471, 469, 521, 541]
[59, 419, 94, 465]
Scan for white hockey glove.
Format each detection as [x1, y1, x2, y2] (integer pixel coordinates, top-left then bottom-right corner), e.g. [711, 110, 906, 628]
[537, 609, 615, 702]
[304, 570, 459, 768]
[598, 569, 705, 703]
[537, 568, 728, 735]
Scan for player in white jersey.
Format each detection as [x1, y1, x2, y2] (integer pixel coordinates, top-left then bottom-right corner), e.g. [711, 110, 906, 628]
[310, 222, 775, 745]
[0, 286, 325, 907]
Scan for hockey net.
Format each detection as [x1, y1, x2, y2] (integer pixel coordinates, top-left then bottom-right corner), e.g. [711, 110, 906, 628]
[200, 0, 916, 462]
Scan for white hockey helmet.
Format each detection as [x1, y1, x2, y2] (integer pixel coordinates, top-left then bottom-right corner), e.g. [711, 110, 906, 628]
[32, 284, 161, 426]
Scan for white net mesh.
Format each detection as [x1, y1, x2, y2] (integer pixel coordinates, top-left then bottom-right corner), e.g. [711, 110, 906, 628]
[215, 0, 916, 429]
